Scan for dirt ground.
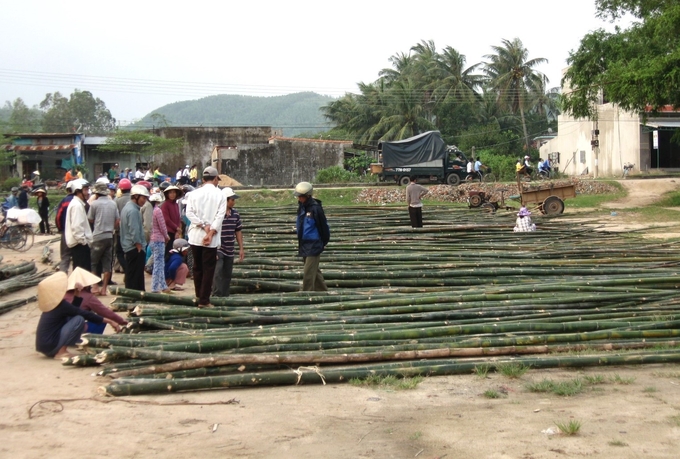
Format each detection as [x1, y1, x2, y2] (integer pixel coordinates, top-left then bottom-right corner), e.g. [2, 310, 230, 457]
[2, 179, 680, 459]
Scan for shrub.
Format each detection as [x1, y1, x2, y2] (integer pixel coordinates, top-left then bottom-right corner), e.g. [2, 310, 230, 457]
[2, 177, 21, 191]
[316, 166, 359, 184]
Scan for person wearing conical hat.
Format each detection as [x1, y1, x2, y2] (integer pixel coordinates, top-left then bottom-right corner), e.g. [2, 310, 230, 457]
[34, 188, 50, 234]
[63, 268, 127, 332]
[35, 272, 120, 360]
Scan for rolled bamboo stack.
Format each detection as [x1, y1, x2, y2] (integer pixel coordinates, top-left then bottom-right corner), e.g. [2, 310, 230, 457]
[80, 205, 680, 396]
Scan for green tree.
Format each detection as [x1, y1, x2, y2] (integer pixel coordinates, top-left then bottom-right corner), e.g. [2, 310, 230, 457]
[366, 77, 435, 141]
[8, 98, 42, 133]
[100, 130, 184, 166]
[41, 89, 116, 134]
[561, 0, 680, 118]
[483, 38, 548, 150]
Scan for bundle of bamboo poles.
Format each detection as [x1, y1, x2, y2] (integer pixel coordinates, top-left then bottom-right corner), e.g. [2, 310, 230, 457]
[73, 205, 680, 396]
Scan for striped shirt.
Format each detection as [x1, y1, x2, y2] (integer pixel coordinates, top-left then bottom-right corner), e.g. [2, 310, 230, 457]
[218, 208, 243, 257]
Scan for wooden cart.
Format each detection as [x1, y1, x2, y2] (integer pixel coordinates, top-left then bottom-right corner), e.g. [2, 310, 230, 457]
[519, 181, 576, 215]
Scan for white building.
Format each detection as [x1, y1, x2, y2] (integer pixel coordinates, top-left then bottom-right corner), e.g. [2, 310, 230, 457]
[540, 101, 680, 178]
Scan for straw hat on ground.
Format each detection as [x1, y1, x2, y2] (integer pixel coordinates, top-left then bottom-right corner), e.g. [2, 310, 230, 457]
[67, 267, 101, 291]
[38, 272, 69, 312]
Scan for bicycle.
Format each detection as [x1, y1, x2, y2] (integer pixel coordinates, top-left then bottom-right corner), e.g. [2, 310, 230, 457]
[0, 215, 35, 252]
[465, 166, 496, 183]
[538, 168, 553, 180]
[622, 163, 635, 178]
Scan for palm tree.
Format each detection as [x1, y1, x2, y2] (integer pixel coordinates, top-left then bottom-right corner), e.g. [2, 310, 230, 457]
[366, 77, 435, 141]
[483, 38, 547, 150]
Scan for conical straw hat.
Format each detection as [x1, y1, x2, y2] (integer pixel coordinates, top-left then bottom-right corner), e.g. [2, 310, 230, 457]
[67, 267, 101, 291]
[38, 272, 68, 312]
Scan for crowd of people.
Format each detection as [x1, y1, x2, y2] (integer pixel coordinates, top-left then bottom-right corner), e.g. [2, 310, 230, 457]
[29, 157, 548, 360]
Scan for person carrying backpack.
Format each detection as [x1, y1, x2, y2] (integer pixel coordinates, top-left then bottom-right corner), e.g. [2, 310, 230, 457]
[294, 181, 330, 292]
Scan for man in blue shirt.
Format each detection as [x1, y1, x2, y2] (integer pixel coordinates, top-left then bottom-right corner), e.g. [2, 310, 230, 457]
[120, 185, 149, 290]
[212, 187, 244, 297]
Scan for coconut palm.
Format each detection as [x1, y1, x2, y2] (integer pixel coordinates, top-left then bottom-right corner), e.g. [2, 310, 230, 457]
[483, 38, 547, 150]
[366, 78, 435, 141]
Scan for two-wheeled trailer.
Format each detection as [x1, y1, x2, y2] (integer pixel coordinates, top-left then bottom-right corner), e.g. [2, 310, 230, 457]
[519, 180, 576, 215]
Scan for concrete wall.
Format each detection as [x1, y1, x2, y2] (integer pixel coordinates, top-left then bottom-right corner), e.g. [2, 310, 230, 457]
[157, 127, 275, 174]
[79, 127, 348, 186]
[540, 104, 641, 177]
[158, 127, 347, 187]
[213, 138, 347, 186]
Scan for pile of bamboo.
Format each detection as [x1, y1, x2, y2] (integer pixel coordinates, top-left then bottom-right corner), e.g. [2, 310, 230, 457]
[75, 206, 680, 396]
[0, 261, 45, 316]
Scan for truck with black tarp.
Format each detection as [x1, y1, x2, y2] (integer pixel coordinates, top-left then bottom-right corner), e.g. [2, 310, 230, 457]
[372, 131, 468, 186]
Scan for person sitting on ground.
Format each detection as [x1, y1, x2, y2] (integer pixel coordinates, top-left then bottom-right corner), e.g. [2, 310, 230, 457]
[165, 238, 190, 291]
[513, 207, 536, 232]
[35, 272, 120, 360]
[62, 267, 127, 333]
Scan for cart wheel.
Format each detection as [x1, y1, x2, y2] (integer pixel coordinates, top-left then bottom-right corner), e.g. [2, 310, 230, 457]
[481, 202, 496, 214]
[446, 173, 460, 186]
[541, 196, 565, 215]
[468, 195, 483, 208]
[399, 176, 411, 186]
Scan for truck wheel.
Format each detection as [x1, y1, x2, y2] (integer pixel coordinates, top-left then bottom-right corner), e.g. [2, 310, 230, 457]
[541, 196, 565, 215]
[446, 174, 460, 186]
[399, 176, 411, 186]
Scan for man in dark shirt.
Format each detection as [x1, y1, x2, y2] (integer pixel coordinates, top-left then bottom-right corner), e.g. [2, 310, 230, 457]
[17, 185, 29, 209]
[212, 187, 244, 297]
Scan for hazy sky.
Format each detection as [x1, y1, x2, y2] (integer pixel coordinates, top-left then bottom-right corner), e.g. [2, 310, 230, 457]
[0, 0, 628, 125]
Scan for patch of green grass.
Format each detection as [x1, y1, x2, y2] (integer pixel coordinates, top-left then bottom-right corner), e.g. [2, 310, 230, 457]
[525, 378, 584, 396]
[473, 363, 491, 379]
[643, 386, 658, 393]
[236, 188, 365, 207]
[526, 379, 555, 393]
[483, 389, 501, 399]
[569, 192, 625, 208]
[669, 415, 680, 427]
[654, 189, 680, 207]
[409, 431, 423, 441]
[610, 374, 636, 385]
[583, 374, 606, 385]
[496, 362, 530, 379]
[552, 379, 584, 397]
[348, 374, 424, 390]
[555, 419, 582, 436]
[608, 440, 628, 447]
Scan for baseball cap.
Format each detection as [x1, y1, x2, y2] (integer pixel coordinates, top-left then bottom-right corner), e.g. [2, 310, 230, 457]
[203, 166, 219, 179]
[222, 187, 239, 199]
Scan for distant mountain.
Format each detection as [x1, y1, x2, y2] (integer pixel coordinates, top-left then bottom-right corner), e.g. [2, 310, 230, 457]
[137, 92, 336, 137]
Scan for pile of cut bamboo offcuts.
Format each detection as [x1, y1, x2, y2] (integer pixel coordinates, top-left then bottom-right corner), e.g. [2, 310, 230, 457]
[0, 258, 47, 316]
[76, 206, 680, 396]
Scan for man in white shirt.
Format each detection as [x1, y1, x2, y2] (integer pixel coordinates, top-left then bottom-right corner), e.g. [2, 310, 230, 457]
[185, 167, 226, 307]
[65, 179, 93, 272]
[181, 164, 191, 185]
